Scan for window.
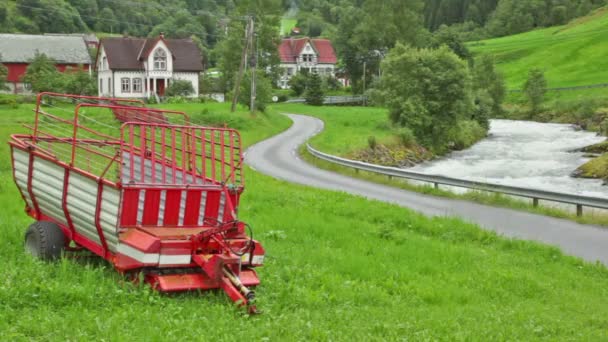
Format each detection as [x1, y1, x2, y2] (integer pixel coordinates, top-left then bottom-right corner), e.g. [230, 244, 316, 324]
[99, 78, 103, 93]
[101, 56, 107, 70]
[132, 78, 142, 93]
[302, 54, 314, 62]
[121, 78, 131, 93]
[286, 68, 293, 76]
[153, 48, 167, 70]
[108, 78, 111, 93]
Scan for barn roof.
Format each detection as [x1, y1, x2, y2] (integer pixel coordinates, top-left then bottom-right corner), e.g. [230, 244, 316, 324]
[99, 36, 204, 72]
[0, 34, 92, 64]
[279, 38, 337, 64]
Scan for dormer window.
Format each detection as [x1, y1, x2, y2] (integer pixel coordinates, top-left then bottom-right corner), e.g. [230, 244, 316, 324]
[153, 48, 167, 70]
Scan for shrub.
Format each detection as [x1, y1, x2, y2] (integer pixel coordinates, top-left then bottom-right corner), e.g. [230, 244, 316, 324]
[238, 70, 273, 112]
[166, 80, 194, 97]
[288, 72, 309, 96]
[0, 94, 18, 108]
[449, 120, 487, 150]
[396, 127, 416, 147]
[367, 136, 378, 150]
[524, 68, 547, 114]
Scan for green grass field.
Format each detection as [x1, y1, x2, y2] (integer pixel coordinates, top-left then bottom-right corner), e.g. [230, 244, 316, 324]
[2, 102, 608, 339]
[470, 7, 608, 92]
[273, 103, 392, 155]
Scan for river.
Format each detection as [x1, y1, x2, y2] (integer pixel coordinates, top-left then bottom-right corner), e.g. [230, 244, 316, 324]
[411, 119, 608, 199]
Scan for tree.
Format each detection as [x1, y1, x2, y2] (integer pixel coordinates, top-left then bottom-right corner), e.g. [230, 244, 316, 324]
[380, 44, 473, 150]
[61, 66, 97, 95]
[334, 0, 425, 92]
[473, 55, 506, 116]
[305, 73, 325, 106]
[0, 54, 9, 91]
[166, 80, 195, 97]
[238, 70, 272, 112]
[523, 68, 547, 114]
[213, 0, 281, 94]
[431, 26, 472, 61]
[288, 72, 309, 96]
[23, 53, 61, 93]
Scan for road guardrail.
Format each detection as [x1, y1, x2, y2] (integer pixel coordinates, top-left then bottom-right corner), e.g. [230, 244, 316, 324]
[306, 144, 608, 216]
[286, 95, 367, 105]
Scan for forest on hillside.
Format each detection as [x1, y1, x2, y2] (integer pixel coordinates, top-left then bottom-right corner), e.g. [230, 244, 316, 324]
[1, 0, 606, 94]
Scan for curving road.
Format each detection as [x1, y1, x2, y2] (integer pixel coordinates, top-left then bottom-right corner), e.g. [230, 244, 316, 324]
[246, 114, 608, 265]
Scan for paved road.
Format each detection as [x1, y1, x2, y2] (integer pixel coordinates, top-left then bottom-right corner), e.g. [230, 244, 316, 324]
[246, 114, 608, 265]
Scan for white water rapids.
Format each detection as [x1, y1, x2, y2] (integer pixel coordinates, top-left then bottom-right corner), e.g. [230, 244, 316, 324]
[411, 120, 608, 199]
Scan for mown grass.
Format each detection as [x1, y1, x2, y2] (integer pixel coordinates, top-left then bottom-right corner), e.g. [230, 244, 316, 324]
[272, 103, 392, 154]
[2, 102, 608, 339]
[469, 7, 608, 90]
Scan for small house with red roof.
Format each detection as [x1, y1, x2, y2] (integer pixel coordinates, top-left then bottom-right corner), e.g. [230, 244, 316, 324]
[278, 37, 338, 89]
[96, 34, 203, 98]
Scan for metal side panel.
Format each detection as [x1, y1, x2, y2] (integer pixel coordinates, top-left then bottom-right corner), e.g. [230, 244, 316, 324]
[122, 152, 201, 185]
[101, 186, 120, 252]
[12, 149, 33, 209]
[31, 157, 68, 226]
[66, 173, 102, 246]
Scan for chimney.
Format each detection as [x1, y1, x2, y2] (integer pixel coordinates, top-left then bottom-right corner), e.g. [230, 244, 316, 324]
[160, 32, 165, 39]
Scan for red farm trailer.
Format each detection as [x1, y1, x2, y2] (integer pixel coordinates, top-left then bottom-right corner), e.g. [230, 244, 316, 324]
[9, 93, 264, 313]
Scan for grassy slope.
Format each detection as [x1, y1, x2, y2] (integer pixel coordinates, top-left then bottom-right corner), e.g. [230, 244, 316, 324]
[1, 103, 608, 339]
[470, 7, 608, 91]
[273, 103, 392, 155]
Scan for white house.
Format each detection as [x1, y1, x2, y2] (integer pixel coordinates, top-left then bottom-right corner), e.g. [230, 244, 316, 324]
[96, 34, 203, 98]
[277, 37, 338, 89]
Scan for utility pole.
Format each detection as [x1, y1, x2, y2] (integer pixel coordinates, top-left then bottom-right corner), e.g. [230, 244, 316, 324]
[362, 60, 367, 106]
[249, 30, 257, 114]
[231, 16, 253, 113]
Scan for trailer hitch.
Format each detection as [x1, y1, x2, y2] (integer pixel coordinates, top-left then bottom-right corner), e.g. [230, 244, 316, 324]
[222, 267, 259, 314]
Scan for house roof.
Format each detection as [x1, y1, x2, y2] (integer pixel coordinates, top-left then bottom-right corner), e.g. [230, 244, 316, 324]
[99, 36, 204, 72]
[45, 33, 99, 44]
[0, 34, 92, 64]
[279, 38, 337, 64]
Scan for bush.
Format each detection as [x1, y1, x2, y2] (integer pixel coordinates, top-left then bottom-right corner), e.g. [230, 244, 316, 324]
[238, 70, 273, 112]
[166, 80, 194, 97]
[0, 94, 18, 108]
[449, 120, 487, 150]
[367, 136, 378, 150]
[288, 72, 309, 96]
[165, 96, 189, 104]
[396, 127, 416, 147]
[524, 68, 547, 115]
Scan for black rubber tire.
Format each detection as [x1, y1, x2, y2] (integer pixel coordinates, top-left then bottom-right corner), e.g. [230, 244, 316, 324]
[24, 221, 66, 261]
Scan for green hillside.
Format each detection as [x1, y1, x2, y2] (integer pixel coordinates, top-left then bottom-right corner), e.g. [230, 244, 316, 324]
[470, 7, 608, 90]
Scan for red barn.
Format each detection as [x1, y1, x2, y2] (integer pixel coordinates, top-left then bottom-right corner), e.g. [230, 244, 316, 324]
[0, 34, 92, 94]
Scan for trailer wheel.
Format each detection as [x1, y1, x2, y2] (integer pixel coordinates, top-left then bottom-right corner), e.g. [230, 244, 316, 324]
[25, 221, 66, 261]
